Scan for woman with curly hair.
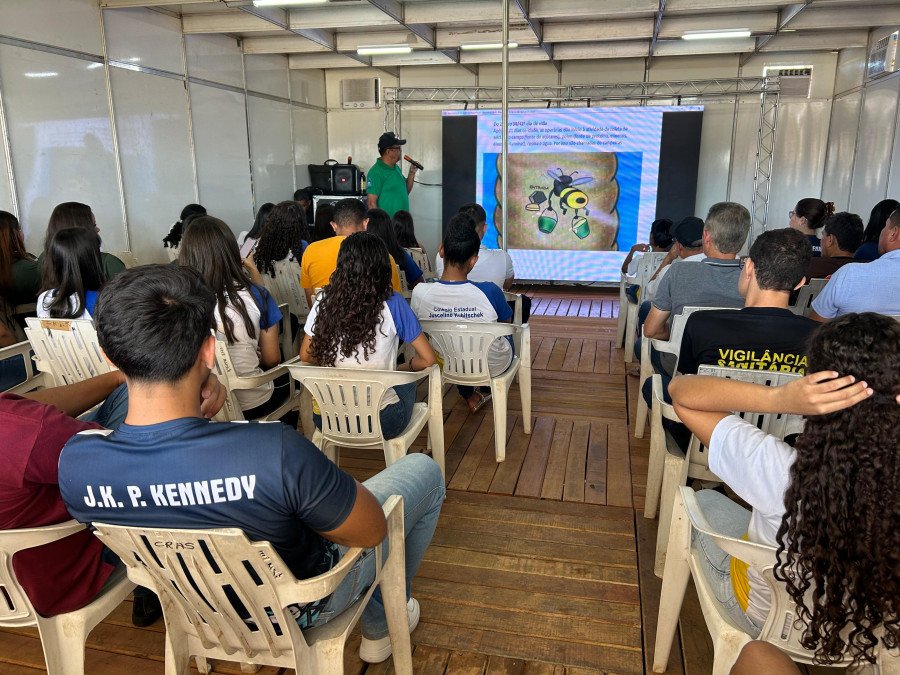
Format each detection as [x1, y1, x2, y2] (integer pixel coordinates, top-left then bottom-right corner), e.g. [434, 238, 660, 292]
[299, 231, 436, 439]
[162, 203, 206, 250]
[669, 312, 899, 667]
[179, 215, 291, 420]
[366, 208, 423, 289]
[253, 200, 309, 278]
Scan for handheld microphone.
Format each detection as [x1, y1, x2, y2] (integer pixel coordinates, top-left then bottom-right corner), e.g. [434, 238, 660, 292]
[404, 155, 424, 171]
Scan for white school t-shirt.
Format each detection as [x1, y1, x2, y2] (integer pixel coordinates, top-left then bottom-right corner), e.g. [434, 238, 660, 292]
[304, 291, 422, 407]
[434, 245, 514, 289]
[708, 414, 795, 629]
[410, 279, 514, 376]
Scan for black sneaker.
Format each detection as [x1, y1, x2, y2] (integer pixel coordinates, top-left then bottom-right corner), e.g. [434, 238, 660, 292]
[132, 591, 163, 627]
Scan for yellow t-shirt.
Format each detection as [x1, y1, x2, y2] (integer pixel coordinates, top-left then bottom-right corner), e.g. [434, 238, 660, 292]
[301, 235, 401, 292]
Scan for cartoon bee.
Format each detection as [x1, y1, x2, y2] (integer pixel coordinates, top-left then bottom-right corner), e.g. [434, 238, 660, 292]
[526, 168, 594, 239]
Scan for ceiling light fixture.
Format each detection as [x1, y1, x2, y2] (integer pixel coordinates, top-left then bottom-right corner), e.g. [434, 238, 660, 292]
[252, 0, 328, 7]
[24, 71, 59, 78]
[682, 29, 751, 41]
[357, 45, 413, 55]
[460, 42, 519, 51]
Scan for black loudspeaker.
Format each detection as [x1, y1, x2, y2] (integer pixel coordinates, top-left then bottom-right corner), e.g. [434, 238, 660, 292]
[332, 165, 359, 195]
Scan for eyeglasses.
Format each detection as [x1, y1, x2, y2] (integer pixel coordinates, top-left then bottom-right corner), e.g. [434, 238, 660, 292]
[738, 256, 750, 269]
[788, 210, 796, 218]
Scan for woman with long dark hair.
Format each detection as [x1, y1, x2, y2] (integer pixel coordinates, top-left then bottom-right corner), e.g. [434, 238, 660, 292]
[299, 232, 436, 439]
[311, 203, 335, 243]
[238, 202, 274, 259]
[40, 202, 126, 280]
[855, 198, 899, 261]
[162, 203, 206, 250]
[669, 312, 899, 667]
[0, 210, 40, 306]
[179, 216, 288, 419]
[366, 208, 423, 289]
[253, 200, 308, 278]
[788, 198, 835, 257]
[37, 228, 105, 320]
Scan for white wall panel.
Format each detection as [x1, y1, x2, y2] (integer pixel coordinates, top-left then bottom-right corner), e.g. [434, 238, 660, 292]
[649, 55, 739, 81]
[110, 68, 195, 264]
[768, 99, 832, 227]
[189, 83, 254, 234]
[398, 108, 443, 257]
[822, 92, 862, 209]
[727, 97, 762, 225]
[561, 59, 645, 84]
[479, 62, 559, 87]
[0, 137, 14, 215]
[695, 100, 736, 217]
[886, 92, 900, 200]
[103, 7, 185, 75]
[0, 0, 101, 54]
[290, 69, 326, 108]
[292, 107, 328, 189]
[833, 47, 866, 96]
[849, 76, 900, 215]
[185, 34, 244, 88]
[245, 54, 289, 98]
[248, 96, 295, 207]
[400, 65, 477, 88]
[0, 45, 125, 252]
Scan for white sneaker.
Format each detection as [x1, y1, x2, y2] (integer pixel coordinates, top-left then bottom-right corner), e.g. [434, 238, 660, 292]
[359, 597, 420, 664]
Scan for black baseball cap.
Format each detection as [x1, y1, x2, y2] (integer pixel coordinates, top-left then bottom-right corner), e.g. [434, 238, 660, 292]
[672, 216, 705, 248]
[378, 131, 406, 154]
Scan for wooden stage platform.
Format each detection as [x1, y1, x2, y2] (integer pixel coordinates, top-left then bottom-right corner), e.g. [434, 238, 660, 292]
[0, 287, 838, 674]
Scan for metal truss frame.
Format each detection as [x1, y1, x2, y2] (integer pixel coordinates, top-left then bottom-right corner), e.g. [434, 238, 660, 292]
[384, 77, 780, 237]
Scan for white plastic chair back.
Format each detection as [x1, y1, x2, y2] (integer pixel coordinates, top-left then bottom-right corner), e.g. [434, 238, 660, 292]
[789, 278, 827, 316]
[503, 291, 524, 325]
[621, 252, 667, 360]
[0, 340, 46, 394]
[635, 305, 736, 438]
[286, 363, 445, 476]
[260, 259, 310, 322]
[24, 318, 115, 387]
[419, 320, 532, 462]
[396, 261, 412, 299]
[0, 520, 134, 674]
[107, 251, 138, 269]
[654, 486, 899, 674]
[211, 340, 300, 423]
[406, 247, 433, 280]
[93, 495, 413, 675]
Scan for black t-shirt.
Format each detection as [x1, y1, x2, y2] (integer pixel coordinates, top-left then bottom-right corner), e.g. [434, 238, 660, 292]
[677, 307, 819, 376]
[59, 418, 357, 582]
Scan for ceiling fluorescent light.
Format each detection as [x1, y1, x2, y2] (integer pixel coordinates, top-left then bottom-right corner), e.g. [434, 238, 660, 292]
[460, 42, 519, 51]
[682, 29, 751, 41]
[24, 71, 59, 78]
[252, 0, 328, 6]
[357, 45, 412, 56]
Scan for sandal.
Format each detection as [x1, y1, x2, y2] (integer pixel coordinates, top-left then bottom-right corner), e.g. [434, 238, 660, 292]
[466, 390, 492, 413]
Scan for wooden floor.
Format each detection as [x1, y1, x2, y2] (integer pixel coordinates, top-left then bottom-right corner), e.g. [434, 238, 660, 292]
[0, 286, 742, 674]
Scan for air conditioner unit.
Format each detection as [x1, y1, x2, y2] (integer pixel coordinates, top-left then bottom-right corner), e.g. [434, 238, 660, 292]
[867, 31, 899, 80]
[764, 66, 812, 98]
[341, 77, 381, 109]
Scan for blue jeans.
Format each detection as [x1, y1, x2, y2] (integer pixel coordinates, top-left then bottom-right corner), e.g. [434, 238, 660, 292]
[80, 383, 129, 429]
[311, 453, 445, 639]
[692, 490, 763, 637]
[313, 381, 418, 441]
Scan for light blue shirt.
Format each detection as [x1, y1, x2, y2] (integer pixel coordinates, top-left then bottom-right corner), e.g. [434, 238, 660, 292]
[811, 249, 900, 318]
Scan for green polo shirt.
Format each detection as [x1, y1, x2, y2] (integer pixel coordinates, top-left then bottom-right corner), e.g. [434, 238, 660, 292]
[367, 158, 408, 217]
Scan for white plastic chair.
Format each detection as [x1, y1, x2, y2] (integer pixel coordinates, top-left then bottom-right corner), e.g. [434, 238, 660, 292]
[107, 251, 138, 269]
[286, 363, 445, 478]
[405, 247, 434, 281]
[25, 318, 116, 387]
[0, 339, 46, 394]
[260, 260, 311, 328]
[0, 520, 135, 675]
[503, 291, 524, 326]
[211, 341, 301, 423]
[651, 366, 805, 576]
[396, 262, 412, 300]
[788, 278, 827, 317]
[634, 306, 736, 438]
[419, 320, 532, 463]
[93, 495, 413, 675]
[620, 251, 667, 362]
[653, 486, 899, 675]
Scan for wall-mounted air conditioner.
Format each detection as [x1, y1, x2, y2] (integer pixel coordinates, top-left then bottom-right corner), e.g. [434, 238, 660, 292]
[341, 77, 381, 109]
[867, 31, 899, 80]
[763, 66, 812, 98]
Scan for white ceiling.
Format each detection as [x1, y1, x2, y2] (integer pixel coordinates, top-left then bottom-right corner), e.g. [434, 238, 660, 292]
[99, 0, 899, 72]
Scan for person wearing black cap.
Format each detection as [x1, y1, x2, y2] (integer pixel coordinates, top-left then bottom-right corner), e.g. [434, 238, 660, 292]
[367, 132, 418, 217]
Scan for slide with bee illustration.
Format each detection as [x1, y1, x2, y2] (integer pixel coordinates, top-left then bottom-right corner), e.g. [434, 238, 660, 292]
[442, 105, 703, 282]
